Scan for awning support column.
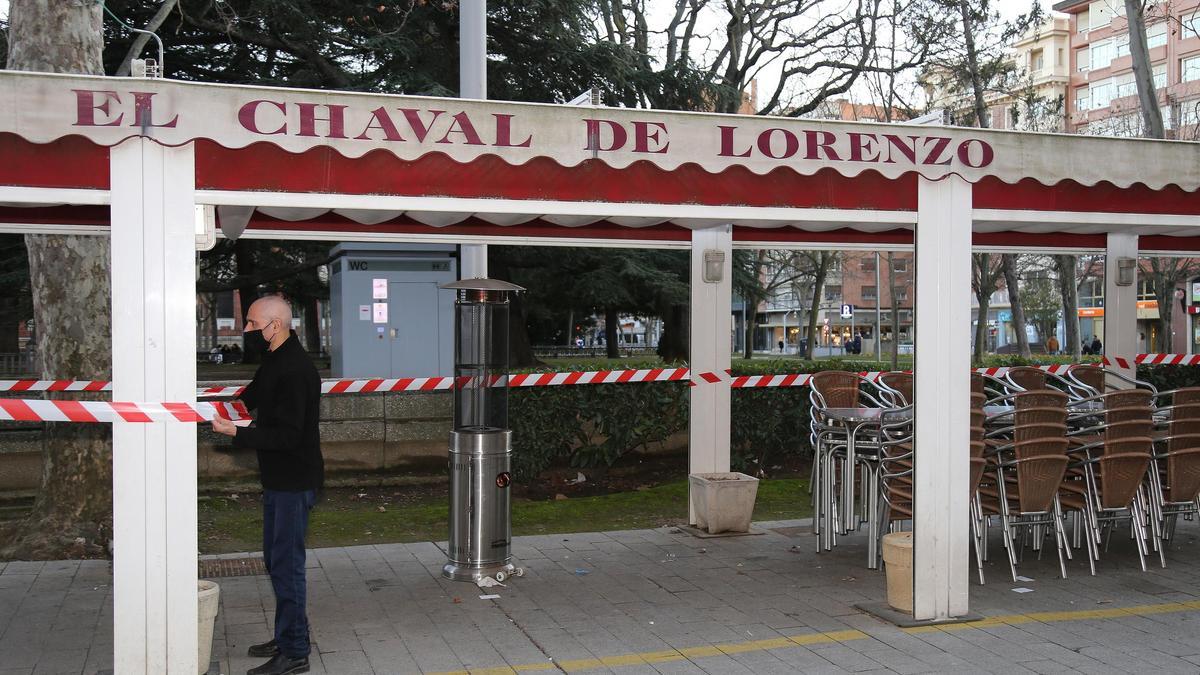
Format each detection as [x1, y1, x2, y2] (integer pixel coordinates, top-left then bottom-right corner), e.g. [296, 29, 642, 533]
[459, 0, 488, 279]
[1104, 233, 1138, 385]
[688, 225, 733, 522]
[111, 139, 198, 672]
[913, 175, 972, 621]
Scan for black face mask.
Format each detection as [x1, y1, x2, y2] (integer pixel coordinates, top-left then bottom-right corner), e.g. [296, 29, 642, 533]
[244, 329, 269, 353]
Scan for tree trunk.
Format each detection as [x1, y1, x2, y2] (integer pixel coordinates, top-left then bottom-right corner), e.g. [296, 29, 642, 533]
[208, 294, 219, 351]
[0, 296, 19, 352]
[1156, 286, 1174, 353]
[2, 0, 114, 559]
[1001, 254, 1031, 357]
[743, 302, 757, 360]
[507, 291, 539, 367]
[234, 240, 263, 363]
[1125, 0, 1165, 139]
[805, 253, 831, 359]
[1055, 256, 1082, 360]
[656, 305, 689, 363]
[959, 0, 990, 127]
[888, 252, 900, 371]
[305, 297, 321, 352]
[605, 307, 620, 358]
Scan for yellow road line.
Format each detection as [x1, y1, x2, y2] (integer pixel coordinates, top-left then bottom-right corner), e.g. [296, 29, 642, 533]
[431, 600, 1200, 674]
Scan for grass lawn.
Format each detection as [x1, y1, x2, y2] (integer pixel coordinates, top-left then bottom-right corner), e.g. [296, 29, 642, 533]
[198, 478, 812, 554]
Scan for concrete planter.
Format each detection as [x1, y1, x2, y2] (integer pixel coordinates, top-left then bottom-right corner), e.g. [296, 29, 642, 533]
[882, 531, 913, 614]
[688, 472, 759, 534]
[198, 580, 220, 674]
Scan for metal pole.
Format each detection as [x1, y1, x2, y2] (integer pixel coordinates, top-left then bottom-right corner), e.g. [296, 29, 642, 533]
[875, 252, 882, 361]
[460, 0, 487, 277]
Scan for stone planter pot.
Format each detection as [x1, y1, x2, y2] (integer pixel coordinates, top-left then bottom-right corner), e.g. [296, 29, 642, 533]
[688, 472, 759, 534]
[198, 580, 221, 674]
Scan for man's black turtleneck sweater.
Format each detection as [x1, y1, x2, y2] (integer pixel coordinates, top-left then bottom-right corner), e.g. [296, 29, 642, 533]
[233, 333, 324, 491]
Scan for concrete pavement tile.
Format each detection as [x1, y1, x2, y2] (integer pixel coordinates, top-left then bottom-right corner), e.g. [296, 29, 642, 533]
[318, 649, 374, 674]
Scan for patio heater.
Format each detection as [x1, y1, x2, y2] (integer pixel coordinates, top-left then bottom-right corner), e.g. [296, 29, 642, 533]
[441, 278, 526, 583]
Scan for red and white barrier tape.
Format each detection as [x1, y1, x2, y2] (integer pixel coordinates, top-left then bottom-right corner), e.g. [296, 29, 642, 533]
[0, 399, 248, 424]
[1, 355, 1195, 402]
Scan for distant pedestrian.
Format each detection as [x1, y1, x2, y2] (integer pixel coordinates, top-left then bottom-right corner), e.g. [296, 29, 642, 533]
[1046, 335, 1059, 354]
[778, 339, 784, 353]
[1091, 336, 1102, 354]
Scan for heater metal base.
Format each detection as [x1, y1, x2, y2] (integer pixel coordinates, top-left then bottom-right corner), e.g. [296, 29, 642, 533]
[442, 561, 522, 584]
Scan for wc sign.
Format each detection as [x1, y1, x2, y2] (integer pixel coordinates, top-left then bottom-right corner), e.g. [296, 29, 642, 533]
[840, 304, 854, 319]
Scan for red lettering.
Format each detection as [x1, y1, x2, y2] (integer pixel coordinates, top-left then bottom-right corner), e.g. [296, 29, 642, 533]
[757, 128, 799, 159]
[921, 137, 953, 166]
[718, 126, 752, 157]
[353, 107, 405, 141]
[130, 92, 178, 128]
[73, 89, 123, 127]
[881, 135, 919, 164]
[237, 100, 287, 135]
[493, 114, 532, 148]
[297, 103, 347, 138]
[436, 111, 485, 145]
[956, 138, 994, 168]
[631, 121, 669, 154]
[847, 132, 879, 162]
[399, 109, 445, 142]
[583, 119, 627, 151]
[804, 130, 841, 161]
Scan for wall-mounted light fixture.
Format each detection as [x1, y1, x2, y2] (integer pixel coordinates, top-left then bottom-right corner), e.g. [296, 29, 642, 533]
[703, 249, 725, 283]
[1116, 257, 1136, 286]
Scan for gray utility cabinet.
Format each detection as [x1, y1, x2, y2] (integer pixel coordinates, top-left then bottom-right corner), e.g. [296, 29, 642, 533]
[329, 243, 457, 378]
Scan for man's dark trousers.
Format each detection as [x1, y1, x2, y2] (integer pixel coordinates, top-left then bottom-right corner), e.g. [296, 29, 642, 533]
[263, 489, 316, 658]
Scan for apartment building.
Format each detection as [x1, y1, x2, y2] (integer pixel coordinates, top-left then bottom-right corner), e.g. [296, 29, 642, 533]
[925, 16, 1071, 131]
[1055, 0, 1200, 138]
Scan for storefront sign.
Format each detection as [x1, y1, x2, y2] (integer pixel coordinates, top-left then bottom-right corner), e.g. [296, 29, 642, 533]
[2, 71, 1197, 191]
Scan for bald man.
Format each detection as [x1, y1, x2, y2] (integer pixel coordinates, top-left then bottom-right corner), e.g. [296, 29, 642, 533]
[212, 295, 322, 675]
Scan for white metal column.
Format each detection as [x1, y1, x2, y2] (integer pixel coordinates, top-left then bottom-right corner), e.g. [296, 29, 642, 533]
[460, 0, 488, 278]
[913, 176, 972, 621]
[111, 139, 198, 673]
[688, 225, 733, 522]
[1104, 233, 1139, 384]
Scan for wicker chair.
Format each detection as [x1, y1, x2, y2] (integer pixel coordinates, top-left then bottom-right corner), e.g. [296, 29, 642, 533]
[1006, 366, 1049, 392]
[809, 371, 887, 552]
[1147, 388, 1200, 544]
[877, 371, 913, 406]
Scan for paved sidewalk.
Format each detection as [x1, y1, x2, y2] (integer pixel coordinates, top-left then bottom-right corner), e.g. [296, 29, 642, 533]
[3, 519, 1200, 674]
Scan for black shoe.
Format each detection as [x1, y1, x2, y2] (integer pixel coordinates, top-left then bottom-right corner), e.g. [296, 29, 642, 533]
[247, 639, 280, 658]
[247, 653, 309, 675]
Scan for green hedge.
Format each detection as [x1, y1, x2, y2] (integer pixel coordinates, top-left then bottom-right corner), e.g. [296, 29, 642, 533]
[506, 358, 1200, 480]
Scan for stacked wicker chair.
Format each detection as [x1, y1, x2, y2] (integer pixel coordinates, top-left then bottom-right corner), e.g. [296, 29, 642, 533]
[1147, 387, 1200, 545]
[981, 390, 1073, 581]
[1060, 388, 1158, 574]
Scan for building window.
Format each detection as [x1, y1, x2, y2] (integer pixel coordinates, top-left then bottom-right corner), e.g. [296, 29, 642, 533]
[1116, 72, 1136, 98]
[1090, 79, 1113, 109]
[1076, 47, 1090, 72]
[895, 289, 909, 303]
[1090, 40, 1113, 71]
[1146, 23, 1167, 50]
[860, 258, 876, 272]
[1154, 62, 1167, 89]
[1185, 12, 1200, 41]
[1138, 279, 1156, 301]
[1116, 34, 1129, 58]
[1031, 48, 1045, 73]
[862, 286, 877, 301]
[1089, 1, 1111, 29]
[1079, 8, 1090, 33]
[892, 258, 909, 273]
[1184, 56, 1200, 83]
[824, 285, 842, 301]
[1180, 99, 1200, 127]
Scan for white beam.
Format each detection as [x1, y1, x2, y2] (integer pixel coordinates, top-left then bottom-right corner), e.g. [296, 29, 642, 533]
[688, 225, 733, 522]
[459, 0, 487, 277]
[913, 175, 972, 621]
[111, 139, 198, 673]
[1104, 233, 1139, 384]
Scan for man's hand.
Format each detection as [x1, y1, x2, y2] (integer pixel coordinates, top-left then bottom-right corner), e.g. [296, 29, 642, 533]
[210, 415, 237, 437]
